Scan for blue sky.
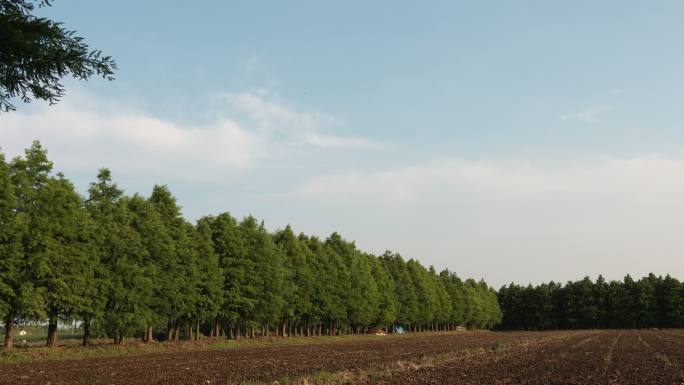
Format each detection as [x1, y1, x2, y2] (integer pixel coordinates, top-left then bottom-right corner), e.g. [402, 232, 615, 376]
[4, 1, 684, 286]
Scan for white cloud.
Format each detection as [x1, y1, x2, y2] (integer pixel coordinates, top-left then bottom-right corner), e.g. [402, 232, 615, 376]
[289, 156, 684, 286]
[560, 106, 607, 124]
[1, 90, 378, 181]
[1, 102, 257, 181]
[295, 156, 684, 204]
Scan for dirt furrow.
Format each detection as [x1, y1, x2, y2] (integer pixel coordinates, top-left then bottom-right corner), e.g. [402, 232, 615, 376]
[355, 331, 603, 385]
[605, 330, 680, 385]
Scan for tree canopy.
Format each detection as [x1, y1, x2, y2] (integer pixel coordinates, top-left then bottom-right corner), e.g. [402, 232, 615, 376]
[0, 0, 116, 112]
[498, 274, 684, 330]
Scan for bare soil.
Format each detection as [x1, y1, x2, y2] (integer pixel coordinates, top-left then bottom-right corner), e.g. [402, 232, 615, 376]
[1, 330, 682, 385]
[359, 329, 684, 385]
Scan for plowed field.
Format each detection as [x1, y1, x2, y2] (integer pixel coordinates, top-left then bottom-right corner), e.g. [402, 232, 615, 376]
[1, 330, 682, 385]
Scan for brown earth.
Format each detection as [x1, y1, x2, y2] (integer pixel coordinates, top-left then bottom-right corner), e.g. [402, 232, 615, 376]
[1, 330, 682, 385]
[359, 329, 684, 385]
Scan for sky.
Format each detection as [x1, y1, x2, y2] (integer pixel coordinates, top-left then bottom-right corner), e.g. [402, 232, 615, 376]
[3, 1, 684, 287]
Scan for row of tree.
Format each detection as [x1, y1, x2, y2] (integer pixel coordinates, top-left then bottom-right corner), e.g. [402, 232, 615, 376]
[498, 274, 684, 330]
[0, 141, 502, 351]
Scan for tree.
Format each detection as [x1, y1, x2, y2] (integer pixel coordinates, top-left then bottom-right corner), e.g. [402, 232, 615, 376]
[192, 218, 223, 339]
[658, 275, 683, 328]
[87, 172, 151, 344]
[148, 185, 197, 341]
[326, 233, 378, 333]
[406, 259, 438, 331]
[239, 217, 285, 336]
[6, 142, 54, 348]
[0, 0, 116, 112]
[40, 173, 92, 347]
[381, 252, 418, 330]
[207, 212, 251, 339]
[0, 150, 27, 352]
[368, 255, 397, 330]
[305, 235, 347, 335]
[273, 225, 314, 336]
[113, 194, 162, 342]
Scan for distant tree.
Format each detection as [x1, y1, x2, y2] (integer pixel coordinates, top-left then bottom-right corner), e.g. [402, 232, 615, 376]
[658, 275, 683, 328]
[0, 0, 116, 112]
[498, 274, 683, 331]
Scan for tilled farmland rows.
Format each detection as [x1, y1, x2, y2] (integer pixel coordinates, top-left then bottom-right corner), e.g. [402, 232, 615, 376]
[360, 330, 684, 385]
[0, 331, 560, 385]
[3, 330, 683, 385]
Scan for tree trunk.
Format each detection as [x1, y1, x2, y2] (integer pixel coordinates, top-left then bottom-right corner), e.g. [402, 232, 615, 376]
[173, 321, 180, 342]
[117, 334, 125, 345]
[212, 319, 219, 338]
[144, 324, 154, 343]
[82, 318, 91, 346]
[281, 320, 286, 337]
[4, 315, 13, 352]
[195, 319, 201, 340]
[188, 324, 192, 341]
[46, 317, 58, 347]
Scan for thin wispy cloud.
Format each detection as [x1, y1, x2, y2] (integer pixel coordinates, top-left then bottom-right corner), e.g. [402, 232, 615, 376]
[217, 91, 381, 149]
[560, 106, 607, 124]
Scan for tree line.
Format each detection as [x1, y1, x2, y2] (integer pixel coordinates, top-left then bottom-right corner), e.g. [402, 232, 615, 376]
[0, 141, 502, 351]
[498, 274, 684, 330]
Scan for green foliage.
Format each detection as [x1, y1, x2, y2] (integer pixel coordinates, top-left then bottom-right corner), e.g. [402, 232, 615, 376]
[381, 252, 419, 326]
[193, 217, 224, 325]
[87, 171, 152, 339]
[0, 0, 116, 111]
[41, 174, 92, 326]
[273, 226, 314, 326]
[4, 142, 53, 324]
[239, 217, 285, 326]
[498, 274, 684, 330]
[0, 151, 22, 319]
